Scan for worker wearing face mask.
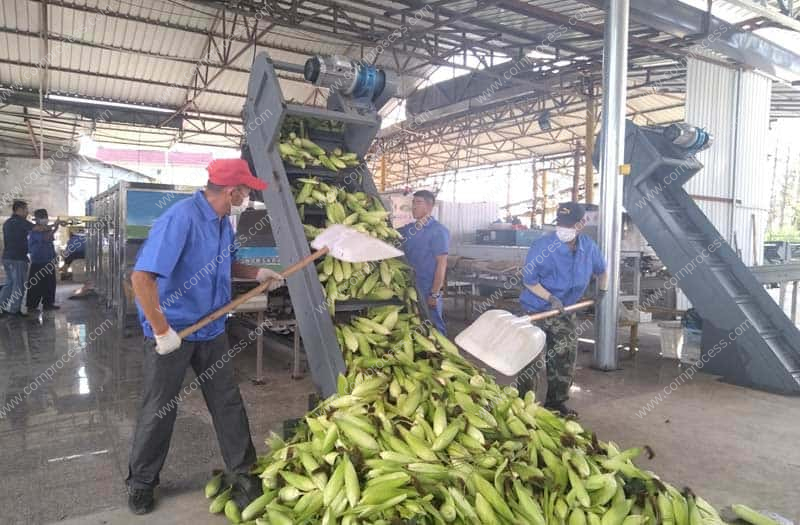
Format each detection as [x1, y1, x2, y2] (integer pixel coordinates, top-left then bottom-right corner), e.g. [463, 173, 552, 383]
[517, 202, 607, 417]
[126, 159, 283, 515]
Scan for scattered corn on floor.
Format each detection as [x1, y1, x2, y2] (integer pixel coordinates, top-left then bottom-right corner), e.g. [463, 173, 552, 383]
[0, 283, 797, 524]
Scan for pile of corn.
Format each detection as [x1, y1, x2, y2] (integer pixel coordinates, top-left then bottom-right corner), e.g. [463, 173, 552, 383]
[296, 177, 413, 312]
[279, 135, 360, 172]
[204, 155, 774, 524]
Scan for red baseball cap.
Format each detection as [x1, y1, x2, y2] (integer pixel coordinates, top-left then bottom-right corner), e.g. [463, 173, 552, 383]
[207, 159, 267, 190]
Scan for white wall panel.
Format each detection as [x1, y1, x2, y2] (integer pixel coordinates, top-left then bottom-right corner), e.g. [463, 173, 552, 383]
[679, 60, 772, 309]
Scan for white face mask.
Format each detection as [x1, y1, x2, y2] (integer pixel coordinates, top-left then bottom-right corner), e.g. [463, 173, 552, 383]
[556, 226, 577, 242]
[230, 195, 250, 216]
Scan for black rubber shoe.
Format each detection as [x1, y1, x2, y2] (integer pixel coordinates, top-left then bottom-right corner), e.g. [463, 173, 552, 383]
[231, 473, 262, 509]
[127, 486, 154, 515]
[545, 402, 579, 418]
[43, 304, 61, 310]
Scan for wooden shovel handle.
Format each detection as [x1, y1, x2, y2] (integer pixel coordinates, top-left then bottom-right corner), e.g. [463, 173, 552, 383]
[178, 247, 329, 339]
[526, 299, 595, 322]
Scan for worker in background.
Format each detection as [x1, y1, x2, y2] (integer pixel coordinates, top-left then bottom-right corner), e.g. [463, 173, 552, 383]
[61, 232, 87, 277]
[398, 190, 450, 335]
[126, 159, 283, 515]
[26, 209, 62, 311]
[518, 202, 607, 417]
[1, 200, 44, 318]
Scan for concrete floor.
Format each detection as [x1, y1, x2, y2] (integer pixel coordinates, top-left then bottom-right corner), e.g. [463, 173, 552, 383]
[0, 286, 797, 524]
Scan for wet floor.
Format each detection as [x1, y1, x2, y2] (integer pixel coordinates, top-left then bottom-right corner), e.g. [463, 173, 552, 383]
[0, 283, 315, 524]
[1, 288, 798, 524]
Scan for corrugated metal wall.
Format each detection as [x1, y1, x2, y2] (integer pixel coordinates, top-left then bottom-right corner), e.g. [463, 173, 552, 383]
[732, 71, 772, 266]
[684, 61, 737, 243]
[680, 59, 772, 308]
[434, 201, 499, 245]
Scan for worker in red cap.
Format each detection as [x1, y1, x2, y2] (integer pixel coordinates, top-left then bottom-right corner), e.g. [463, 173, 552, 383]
[126, 158, 282, 515]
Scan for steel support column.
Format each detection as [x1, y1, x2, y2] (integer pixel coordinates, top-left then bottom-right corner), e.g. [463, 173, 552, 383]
[531, 158, 538, 228]
[572, 143, 581, 202]
[541, 169, 548, 225]
[585, 93, 595, 204]
[380, 155, 387, 191]
[594, 0, 630, 371]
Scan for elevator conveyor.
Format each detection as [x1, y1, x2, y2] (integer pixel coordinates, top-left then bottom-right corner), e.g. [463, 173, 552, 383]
[241, 53, 426, 397]
[616, 121, 800, 394]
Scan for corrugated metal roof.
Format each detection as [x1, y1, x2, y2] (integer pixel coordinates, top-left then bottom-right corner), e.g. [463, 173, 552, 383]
[677, 0, 800, 52]
[0, 0, 796, 176]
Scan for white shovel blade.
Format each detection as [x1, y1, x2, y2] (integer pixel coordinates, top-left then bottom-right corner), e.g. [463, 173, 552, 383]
[455, 309, 546, 376]
[311, 224, 403, 263]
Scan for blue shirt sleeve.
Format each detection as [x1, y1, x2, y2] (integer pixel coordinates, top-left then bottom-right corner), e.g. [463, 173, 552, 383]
[431, 226, 449, 256]
[134, 214, 189, 278]
[591, 241, 607, 274]
[522, 239, 546, 286]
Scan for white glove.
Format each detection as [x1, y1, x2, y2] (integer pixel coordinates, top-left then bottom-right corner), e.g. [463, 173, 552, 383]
[154, 327, 182, 355]
[257, 268, 285, 291]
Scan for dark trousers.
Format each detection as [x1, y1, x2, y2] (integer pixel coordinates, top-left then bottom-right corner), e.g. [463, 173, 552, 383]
[127, 334, 256, 489]
[511, 311, 578, 405]
[26, 262, 57, 309]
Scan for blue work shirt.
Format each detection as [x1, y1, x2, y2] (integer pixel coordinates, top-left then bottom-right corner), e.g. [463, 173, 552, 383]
[66, 234, 86, 258]
[519, 232, 606, 313]
[2, 215, 34, 261]
[398, 217, 450, 294]
[28, 230, 57, 264]
[134, 191, 237, 342]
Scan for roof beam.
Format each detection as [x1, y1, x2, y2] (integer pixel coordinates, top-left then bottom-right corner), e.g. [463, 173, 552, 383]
[0, 58, 242, 100]
[576, 0, 800, 80]
[383, 0, 590, 55]
[24, 109, 42, 157]
[495, 0, 732, 66]
[161, 14, 276, 127]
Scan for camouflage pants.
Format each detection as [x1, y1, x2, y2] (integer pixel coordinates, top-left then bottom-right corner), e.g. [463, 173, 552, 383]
[515, 313, 578, 405]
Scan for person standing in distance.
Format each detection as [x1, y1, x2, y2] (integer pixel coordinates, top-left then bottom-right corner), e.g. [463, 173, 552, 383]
[26, 209, 63, 312]
[1, 200, 47, 317]
[126, 159, 283, 514]
[517, 202, 607, 417]
[398, 190, 450, 335]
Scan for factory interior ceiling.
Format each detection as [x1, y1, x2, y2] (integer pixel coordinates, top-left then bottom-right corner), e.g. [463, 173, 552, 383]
[0, 0, 799, 187]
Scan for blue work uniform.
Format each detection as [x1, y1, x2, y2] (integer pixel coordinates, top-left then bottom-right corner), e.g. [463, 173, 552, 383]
[65, 234, 86, 260]
[519, 232, 606, 313]
[398, 217, 450, 334]
[0, 215, 34, 314]
[28, 230, 57, 264]
[133, 191, 237, 341]
[128, 190, 257, 490]
[26, 229, 58, 309]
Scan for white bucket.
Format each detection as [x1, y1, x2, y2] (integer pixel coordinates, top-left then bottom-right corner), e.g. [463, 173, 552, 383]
[681, 328, 702, 365]
[658, 321, 684, 359]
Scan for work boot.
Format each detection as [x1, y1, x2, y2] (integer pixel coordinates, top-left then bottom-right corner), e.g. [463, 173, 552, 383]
[43, 304, 60, 311]
[231, 473, 262, 509]
[545, 402, 578, 418]
[127, 486, 154, 515]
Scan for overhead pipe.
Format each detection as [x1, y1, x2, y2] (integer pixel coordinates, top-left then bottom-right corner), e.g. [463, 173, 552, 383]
[594, 0, 630, 371]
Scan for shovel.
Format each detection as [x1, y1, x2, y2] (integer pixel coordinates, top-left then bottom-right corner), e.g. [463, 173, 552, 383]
[455, 299, 594, 376]
[178, 224, 403, 338]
